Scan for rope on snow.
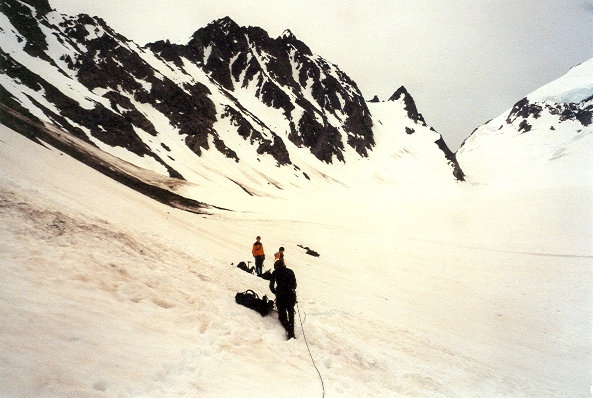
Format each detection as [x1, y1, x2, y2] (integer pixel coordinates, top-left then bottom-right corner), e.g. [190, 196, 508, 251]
[296, 300, 325, 398]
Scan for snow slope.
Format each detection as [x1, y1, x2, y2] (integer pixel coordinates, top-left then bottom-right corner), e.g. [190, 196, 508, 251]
[528, 59, 593, 104]
[457, 59, 593, 188]
[1, 124, 591, 397]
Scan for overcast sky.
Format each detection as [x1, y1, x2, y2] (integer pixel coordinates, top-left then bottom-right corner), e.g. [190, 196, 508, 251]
[49, 0, 593, 150]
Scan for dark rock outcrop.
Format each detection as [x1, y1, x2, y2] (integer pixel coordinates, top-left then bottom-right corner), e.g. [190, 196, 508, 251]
[506, 96, 592, 129]
[389, 86, 426, 125]
[174, 17, 375, 162]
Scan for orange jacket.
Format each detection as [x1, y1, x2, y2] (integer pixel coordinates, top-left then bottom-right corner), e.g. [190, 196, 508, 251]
[252, 242, 264, 257]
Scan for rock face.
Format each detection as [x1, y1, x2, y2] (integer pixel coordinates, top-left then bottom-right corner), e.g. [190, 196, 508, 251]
[1, 0, 464, 198]
[504, 96, 593, 133]
[151, 17, 375, 163]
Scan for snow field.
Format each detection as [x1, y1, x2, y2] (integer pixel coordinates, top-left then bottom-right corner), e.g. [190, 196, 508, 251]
[457, 112, 593, 188]
[0, 124, 591, 396]
[0, 181, 319, 397]
[528, 58, 593, 104]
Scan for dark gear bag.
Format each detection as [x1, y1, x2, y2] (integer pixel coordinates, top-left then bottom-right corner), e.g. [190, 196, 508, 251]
[236, 261, 254, 274]
[235, 289, 274, 316]
[258, 270, 272, 280]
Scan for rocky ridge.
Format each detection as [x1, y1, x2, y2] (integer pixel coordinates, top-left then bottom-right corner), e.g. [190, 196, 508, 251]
[1, 0, 464, 210]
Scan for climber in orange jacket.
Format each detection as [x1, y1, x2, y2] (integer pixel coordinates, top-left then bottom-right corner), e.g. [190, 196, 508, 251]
[252, 236, 265, 276]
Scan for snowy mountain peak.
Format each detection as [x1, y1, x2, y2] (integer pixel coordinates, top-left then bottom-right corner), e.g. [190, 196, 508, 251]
[457, 58, 593, 187]
[168, 15, 376, 163]
[1, 0, 464, 212]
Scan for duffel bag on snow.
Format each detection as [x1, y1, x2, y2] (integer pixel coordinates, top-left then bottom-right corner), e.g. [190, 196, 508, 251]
[235, 289, 274, 316]
[236, 261, 254, 274]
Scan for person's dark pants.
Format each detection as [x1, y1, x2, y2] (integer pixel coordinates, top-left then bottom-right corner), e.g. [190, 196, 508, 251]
[275, 292, 296, 335]
[255, 256, 264, 276]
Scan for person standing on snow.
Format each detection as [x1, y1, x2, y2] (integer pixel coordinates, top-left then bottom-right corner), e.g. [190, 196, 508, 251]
[269, 259, 297, 339]
[274, 246, 285, 265]
[252, 236, 265, 276]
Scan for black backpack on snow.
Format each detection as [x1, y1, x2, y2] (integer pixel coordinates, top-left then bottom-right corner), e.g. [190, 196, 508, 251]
[235, 289, 274, 316]
[236, 261, 254, 274]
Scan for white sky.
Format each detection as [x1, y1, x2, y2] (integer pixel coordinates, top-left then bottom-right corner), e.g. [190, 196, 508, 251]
[48, 0, 593, 150]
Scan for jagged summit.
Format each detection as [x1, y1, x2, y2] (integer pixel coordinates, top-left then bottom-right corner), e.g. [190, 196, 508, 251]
[190, 16, 244, 51]
[182, 15, 374, 162]
[281, 29, 296, 40]
[210, 16, 240, 31]
[278, 28, 312, 55]
[388, 86, 411, 101]
[389, 86, 426, 125]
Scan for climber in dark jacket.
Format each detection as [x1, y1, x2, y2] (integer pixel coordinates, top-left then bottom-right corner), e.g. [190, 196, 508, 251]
[269, 259, 297, 339]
